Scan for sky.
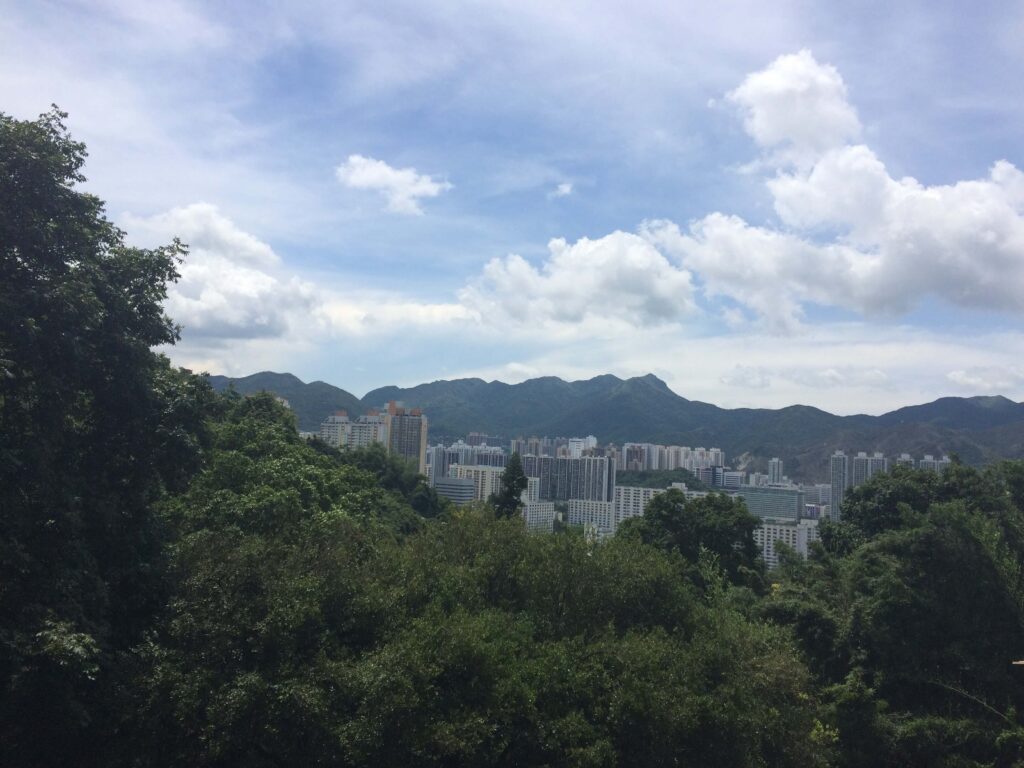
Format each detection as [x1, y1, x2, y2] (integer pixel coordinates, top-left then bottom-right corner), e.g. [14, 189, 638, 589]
[4, 0, 1024, 414]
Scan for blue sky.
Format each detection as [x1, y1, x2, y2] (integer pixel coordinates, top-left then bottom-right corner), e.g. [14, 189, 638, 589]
[4, 0, 1024, 414]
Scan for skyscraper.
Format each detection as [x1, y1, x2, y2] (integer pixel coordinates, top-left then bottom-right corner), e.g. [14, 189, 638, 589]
[852, 451, 888, 487]
[768, 457, 783, 485]
[521, 454, 615, 502]
[919, 454, 952, 473]
[384, 401, 428, 475]
[829, 451, 849, 520]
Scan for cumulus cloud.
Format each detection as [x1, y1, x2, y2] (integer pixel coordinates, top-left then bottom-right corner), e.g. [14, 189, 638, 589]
[336, 154, 452, 215]
[459, 231, 696, 335]
[124, 202, 279, 267]
[124, 203, 317, 339]
[643, 50, 1024, 331]
[123, 203, 477, 377]
[726, 49, 861, 167]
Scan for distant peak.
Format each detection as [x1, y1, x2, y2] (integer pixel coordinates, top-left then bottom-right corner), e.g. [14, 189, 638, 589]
[627, 373, 669, 389]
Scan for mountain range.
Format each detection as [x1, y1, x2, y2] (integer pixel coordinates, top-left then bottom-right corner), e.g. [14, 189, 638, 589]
[207, 371, 1024, 481]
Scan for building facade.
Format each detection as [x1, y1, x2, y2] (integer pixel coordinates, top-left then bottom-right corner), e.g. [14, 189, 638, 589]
[567, 499, 616, 538]
[829, 451, 850, 520]
[754, 519, 820, 569]
[385, 401, 428, 475]
[451, 464, 505, 502]
[734, 485, 806, 521]
[852, 451, 888, 488]
[614, 485, 663, 526]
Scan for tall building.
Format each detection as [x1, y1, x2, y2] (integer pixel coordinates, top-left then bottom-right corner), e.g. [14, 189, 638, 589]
[466, 432, 500, 446]
[829, 451, 850, 520]
[800, 483, 832, 506]
[521, 455, 615, 502]
[768, 457, 783, 485]
[384, 401, 428, 475]
[852, 451, 888, 488]
[425, 444, 446, 486]
[622, 444, 646, 471]
[894, 453, 915, 468]
[919, 454, 952, 473]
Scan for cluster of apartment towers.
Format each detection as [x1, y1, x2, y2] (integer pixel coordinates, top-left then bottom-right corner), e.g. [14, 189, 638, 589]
[318, 407, 952, 569]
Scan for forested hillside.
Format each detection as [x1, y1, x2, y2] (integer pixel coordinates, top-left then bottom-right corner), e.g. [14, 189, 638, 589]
[5, 109, 1024, 767]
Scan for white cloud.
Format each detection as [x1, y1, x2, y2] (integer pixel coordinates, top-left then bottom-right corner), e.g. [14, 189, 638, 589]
[549, 182, 573, 198]
[459, 231, 696, 337]
[124, 202, 279, 267]
[123, 203, 317, 340]
[643, 215, 866, 332]
[947, 366, 1024, 392]
[642, 51, 1024, 331]
[335, 154, 452, 215]
[726, 49, 861, 167]
[318, 295, 472, 336]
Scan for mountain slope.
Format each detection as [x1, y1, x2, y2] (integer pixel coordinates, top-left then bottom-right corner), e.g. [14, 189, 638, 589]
[876, 395, 1024, 430]
[211, 371, 1024, 480]
[208, 371, 363, 431]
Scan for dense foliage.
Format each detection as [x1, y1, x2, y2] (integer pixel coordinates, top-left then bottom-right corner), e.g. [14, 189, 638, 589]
[0, 107, 215, 763]
[490, 451, 528, 518]
[614, 467, 708, 490]
[764, 464, 1024, 766]
[5, 109, 1024, 767]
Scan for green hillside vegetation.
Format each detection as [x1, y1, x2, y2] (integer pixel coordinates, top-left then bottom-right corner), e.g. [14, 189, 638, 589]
[615, 468, 708, 490]
[208, 371, 363, 431]
[6, 109, 1024, 767]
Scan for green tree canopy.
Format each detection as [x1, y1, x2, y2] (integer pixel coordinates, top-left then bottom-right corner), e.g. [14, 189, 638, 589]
[490, 451, 528, 519]
[0, 108, 215, 766]
[619, 489, 763, 587]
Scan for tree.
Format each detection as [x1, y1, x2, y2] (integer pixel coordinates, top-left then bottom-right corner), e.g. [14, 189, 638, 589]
[620, 489, 762, 586]
[766, 461, 1024, 767]
[337, 442, 446, 519]
[490, 451, 528, 519]
[0, 108, 212, 766]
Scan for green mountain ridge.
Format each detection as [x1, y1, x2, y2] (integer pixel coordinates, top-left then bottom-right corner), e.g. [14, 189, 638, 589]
[208, 370, 1024, 480]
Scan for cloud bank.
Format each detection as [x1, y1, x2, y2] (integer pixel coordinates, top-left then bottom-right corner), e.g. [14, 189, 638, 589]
[643, 50, 1024, 332]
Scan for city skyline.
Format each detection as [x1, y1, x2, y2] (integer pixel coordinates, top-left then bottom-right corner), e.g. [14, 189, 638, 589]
[5, 3, 1024, 414]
